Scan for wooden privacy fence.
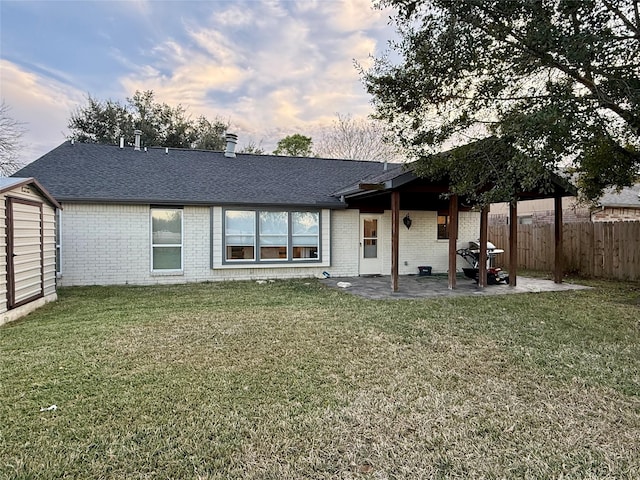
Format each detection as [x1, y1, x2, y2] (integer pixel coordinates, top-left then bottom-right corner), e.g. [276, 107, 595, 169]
[489, 221, 640, 281]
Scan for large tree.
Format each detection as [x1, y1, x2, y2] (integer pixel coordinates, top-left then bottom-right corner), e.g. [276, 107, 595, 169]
[68, 90, 229, 150]
[315, 114, 402, 162]
[0, 101, 26, 176]
[364, 0, 640, 202]
[273, 134, 313, 157]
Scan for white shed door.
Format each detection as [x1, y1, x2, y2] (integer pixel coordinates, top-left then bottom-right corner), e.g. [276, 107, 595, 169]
[7, 197, 44, 309]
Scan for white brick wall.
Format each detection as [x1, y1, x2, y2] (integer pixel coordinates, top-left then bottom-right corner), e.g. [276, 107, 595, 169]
[379, 210, 480, 275]
[58, 203, 481, 286]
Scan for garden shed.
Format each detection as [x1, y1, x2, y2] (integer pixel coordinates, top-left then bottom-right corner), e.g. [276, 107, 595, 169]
[0, 177, 60, 326]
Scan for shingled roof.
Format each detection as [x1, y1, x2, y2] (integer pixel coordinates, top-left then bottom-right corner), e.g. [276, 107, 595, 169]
[598, 184, 640, 209]
[13, 141, 400, 208]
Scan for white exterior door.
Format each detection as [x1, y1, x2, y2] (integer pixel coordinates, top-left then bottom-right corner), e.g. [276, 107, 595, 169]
[359, 215, 383, 275]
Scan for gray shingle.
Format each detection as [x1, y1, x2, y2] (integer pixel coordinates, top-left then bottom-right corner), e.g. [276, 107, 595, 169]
[598, 184, 640, 208]
[13, 142, 397, 208]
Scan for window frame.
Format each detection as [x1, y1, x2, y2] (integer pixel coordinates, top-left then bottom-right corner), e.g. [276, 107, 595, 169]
[150, 207, 184, 272]
[437, 213, 449, 240]
[223, 208, 321, 265]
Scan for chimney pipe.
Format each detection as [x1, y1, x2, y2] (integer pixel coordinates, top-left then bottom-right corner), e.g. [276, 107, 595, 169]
[119, 137, 124, 149]
[224, 133, 238, 158]
[134, 129, 142, 151]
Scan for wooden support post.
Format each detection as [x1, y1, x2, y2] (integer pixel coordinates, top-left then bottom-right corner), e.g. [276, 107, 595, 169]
[554, 195, 563, 283]
[478, 205, 489, 288]
[509, 202, 518, 287]
[391, 191, 400, 292]
[448, 194, 459, 289]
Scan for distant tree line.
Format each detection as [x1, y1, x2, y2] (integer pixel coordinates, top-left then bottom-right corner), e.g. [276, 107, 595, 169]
[68, 90, 229, 150]
[68, 90, 401, 162]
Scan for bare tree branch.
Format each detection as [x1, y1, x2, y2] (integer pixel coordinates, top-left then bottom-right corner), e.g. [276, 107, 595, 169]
[0, 101, 26, 176]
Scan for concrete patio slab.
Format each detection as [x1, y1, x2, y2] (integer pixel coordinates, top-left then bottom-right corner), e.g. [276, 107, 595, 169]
[320, 274, 590, 300]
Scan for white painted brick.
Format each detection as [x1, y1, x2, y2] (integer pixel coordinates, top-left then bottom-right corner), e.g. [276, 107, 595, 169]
[58, 203, 483, 286]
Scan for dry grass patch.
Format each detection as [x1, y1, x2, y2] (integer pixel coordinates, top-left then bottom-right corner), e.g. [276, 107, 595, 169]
[1, 279, 639, 478]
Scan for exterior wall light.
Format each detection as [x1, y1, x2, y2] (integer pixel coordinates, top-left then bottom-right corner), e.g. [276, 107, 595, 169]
[403, 214, 412, 229]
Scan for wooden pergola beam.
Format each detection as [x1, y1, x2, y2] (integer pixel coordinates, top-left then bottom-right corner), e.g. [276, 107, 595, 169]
[509, 202, 518, 287]
[448, 194, 459, 289]
[478, 205, 489, 288]
[554, 195, 563, 283]
[391, 191, 400, 292]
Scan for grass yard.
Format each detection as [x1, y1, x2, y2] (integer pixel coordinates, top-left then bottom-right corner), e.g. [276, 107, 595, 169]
[1, 279, 639, 479]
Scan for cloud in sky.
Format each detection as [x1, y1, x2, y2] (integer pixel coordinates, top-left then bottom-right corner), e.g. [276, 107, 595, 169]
[0, 0, 397, 165]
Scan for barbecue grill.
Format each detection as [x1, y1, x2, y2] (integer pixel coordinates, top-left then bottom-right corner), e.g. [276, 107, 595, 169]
[456, 240, 509, 285]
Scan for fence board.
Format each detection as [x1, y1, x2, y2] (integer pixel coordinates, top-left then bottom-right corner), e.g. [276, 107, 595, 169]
[489, 221, 640, 281]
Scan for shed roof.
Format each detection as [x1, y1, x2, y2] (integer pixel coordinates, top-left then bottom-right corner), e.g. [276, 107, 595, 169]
[13, 142, 399, 208]
[0, 177, 61, 209]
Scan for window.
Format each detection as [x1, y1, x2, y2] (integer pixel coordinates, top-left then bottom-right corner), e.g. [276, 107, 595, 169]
[260, 211, 288, 260]
[224, 210, 320, 263]
[225, 210, 256, 260]
[151, 208, 183, 270]
[518, 215, 533, 225]
[437, 214, 449, 239]
[292, 212, 319, 259]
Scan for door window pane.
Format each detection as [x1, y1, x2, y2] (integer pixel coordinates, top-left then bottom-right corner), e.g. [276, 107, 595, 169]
[363, 219, 378, 258]
[364, 239, 377, 258]
[363, 219, 377, 238]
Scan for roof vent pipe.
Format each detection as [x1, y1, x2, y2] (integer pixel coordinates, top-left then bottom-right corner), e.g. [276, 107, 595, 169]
[165, 147, 169, 155]
[134, 129, 142, 151]
[383, 161, 388, 171]
[224, 133, 238, 158]
[119, 137, 124, 149]
[70, 139, 75, 146]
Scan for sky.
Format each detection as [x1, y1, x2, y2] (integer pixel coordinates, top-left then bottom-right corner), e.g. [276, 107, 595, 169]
[0, 0, 398, 167]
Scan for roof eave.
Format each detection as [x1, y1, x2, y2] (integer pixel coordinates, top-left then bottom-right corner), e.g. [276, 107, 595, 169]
[54, 197, 348, 209]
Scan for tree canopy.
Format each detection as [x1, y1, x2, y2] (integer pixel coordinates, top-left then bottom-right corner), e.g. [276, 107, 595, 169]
[68, 90, 228, 150]
[315, 114, 402, 162]
[364, 0, 640, 202]
[273, 134, 313, 157]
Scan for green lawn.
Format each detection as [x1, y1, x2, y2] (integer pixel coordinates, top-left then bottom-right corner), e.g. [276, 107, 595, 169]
[1, 279, 639, 479]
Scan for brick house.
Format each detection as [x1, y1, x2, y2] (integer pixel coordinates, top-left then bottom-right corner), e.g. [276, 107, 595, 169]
[13, 136, 483, 287]
[490, 184, 640, 225]
[590, 184, 640, 222]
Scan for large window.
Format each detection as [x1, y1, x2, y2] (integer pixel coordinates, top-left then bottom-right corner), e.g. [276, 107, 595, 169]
[224, 210, 319, 263]
[151, 208, 183, 270]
